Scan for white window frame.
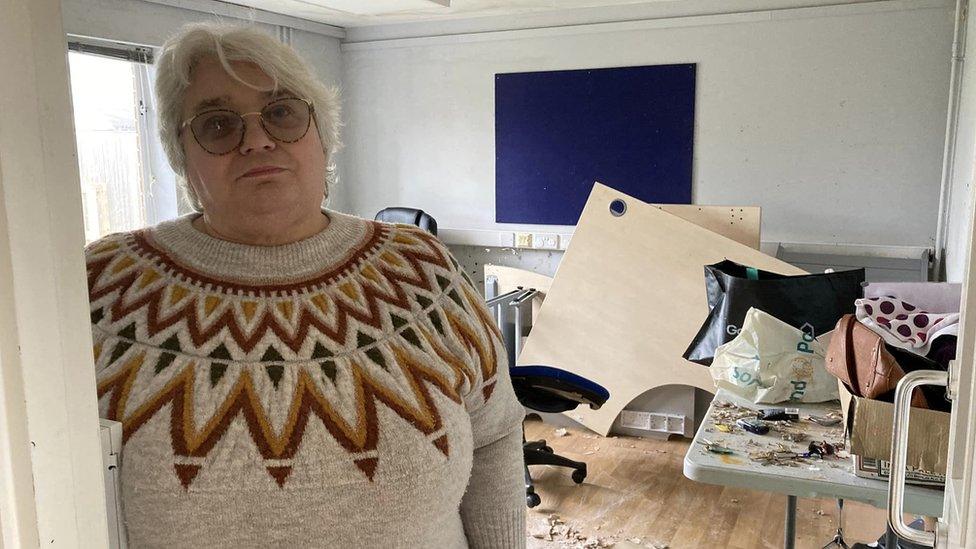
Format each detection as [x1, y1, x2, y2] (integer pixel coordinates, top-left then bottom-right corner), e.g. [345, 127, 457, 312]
[68, 36, 183, 235]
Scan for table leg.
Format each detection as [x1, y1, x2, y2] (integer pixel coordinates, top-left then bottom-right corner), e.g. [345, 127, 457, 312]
[785, 495, 797, 549]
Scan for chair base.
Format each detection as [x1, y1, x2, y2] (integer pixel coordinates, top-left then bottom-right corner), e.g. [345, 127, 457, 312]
[524, 438, 587, 507]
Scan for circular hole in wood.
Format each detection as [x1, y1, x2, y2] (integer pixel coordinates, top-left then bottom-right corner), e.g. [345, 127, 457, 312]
[609, 199, 628, 217]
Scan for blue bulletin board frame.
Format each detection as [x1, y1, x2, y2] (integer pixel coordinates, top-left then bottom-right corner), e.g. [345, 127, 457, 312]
[494, 64, 696, 225]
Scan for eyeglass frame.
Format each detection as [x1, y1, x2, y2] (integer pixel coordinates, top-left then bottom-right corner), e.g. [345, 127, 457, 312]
[179, 97, 315, 156]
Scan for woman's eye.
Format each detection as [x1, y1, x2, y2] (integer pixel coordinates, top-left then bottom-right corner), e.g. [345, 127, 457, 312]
[267, 105, 294, 119]
[201, 114, 235, 134]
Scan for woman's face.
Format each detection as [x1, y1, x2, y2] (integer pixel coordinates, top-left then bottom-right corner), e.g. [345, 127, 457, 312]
[180, 56, 326, 223]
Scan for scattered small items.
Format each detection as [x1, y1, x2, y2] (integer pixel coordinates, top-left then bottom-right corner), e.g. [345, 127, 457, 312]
[748, 443, 801, 466]
[736, 418, 770, 435]
[554, 427, 570, 437]
[707, 398, 849, 470]
[807, 440, 838, 458]
[808, 412, 843, 427]
[758, 408, 800, 422]
[773, 424, 809, 443]
[700, 439, 735, 455]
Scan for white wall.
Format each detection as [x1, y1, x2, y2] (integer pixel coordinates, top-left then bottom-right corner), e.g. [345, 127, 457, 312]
[338, 1, 954, 248]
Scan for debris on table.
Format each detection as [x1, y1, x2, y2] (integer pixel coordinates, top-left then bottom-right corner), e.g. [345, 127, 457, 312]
[757, 407, 800, 422]
[769, 421, 809, 443]
[807, 440, 839, 458]
[748, 443, 803, 466]
[699, 439, 735, 455]
[706, 399, 848, 470]
[808, 412, 843, 427]
[554, 428, 570, 437]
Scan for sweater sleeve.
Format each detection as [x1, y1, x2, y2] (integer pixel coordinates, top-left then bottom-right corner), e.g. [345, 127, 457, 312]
[456, 295, 526, 549]
[423, 238, 526, 548]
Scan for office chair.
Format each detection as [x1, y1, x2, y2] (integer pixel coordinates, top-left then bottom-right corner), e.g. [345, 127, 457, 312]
[485, 288, 610, 508]
[374, 207, 438, 236]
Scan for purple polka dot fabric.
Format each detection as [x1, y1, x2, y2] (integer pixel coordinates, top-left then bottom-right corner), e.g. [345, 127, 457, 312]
[855, 297, 959, 355]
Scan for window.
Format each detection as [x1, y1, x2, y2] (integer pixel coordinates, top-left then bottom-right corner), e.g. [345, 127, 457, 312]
[68, 40, 181, 243]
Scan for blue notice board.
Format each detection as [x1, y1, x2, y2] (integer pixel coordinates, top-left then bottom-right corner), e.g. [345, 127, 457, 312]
[495, 64, 696, 225]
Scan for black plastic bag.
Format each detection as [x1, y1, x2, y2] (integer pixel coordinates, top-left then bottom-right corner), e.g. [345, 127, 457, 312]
[683, 259, 865, 366]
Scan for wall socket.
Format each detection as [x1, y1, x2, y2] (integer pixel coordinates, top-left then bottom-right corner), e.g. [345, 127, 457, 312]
[531, 233, 559, 250]
[510, 232, 559, 249]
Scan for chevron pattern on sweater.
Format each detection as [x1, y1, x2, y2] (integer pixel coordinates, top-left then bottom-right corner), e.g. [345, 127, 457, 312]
[89, 220, 504, 489]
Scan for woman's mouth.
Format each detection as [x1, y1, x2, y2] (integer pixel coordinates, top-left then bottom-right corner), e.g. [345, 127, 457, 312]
[241, 166, 285, 178]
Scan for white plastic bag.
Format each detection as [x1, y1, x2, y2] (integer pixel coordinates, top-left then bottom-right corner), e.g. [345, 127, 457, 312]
[709, 307, 839, 403]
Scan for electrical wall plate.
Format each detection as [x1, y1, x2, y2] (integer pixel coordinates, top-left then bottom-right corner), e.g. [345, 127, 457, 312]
[531, 233, 559, 250]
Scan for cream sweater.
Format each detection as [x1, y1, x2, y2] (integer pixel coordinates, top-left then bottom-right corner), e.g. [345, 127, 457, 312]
[86, 210, 526, 548]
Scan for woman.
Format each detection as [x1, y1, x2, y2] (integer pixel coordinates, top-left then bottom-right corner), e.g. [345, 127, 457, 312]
[86, 22, 525, 548]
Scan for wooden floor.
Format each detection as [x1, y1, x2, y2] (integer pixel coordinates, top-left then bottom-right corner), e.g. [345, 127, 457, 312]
[523, 417, 890, 549]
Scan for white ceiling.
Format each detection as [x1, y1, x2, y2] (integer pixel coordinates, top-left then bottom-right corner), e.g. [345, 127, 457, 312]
[230, 0, 672, 28]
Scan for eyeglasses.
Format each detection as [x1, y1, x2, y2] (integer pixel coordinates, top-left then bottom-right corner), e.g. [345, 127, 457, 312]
[181, 97, 314, 155]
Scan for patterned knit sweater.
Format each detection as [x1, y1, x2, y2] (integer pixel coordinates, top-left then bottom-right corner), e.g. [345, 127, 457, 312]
[86, 210, 526, 548]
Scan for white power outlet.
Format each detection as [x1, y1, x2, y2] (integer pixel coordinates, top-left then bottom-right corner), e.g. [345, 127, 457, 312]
[531, 233, 559, 250]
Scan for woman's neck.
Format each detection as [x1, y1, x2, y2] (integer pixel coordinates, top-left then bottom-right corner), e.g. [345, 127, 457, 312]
[192, 210, 330, 246]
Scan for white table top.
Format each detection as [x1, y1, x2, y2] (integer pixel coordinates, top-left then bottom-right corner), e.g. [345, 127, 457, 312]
[683, 389, 944, 517]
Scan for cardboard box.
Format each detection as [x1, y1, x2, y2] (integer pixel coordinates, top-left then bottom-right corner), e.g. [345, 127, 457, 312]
[852, 455, 946, 487]
[837, 380, 951, 476]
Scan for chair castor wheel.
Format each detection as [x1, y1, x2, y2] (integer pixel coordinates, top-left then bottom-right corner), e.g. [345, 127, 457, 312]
[571, 468, 586, 484]
[526, 492, 541, 508]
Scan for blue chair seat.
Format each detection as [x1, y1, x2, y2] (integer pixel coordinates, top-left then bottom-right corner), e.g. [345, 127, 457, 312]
[510, 365, 610, 414]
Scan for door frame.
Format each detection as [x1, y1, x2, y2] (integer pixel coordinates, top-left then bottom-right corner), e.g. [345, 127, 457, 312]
[0, 0, 110, 545]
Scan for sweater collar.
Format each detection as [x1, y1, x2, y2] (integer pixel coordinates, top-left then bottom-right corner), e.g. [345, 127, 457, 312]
[147, 210, 374, 285]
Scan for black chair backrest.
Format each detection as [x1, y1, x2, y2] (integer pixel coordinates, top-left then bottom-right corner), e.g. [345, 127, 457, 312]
[374, 207, 438, 236]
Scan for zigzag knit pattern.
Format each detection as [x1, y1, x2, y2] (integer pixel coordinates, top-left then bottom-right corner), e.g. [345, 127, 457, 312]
[87, 213, 506, 491]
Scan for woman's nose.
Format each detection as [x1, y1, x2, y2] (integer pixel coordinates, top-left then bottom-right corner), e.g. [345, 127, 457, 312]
[238, 112, 276, 154]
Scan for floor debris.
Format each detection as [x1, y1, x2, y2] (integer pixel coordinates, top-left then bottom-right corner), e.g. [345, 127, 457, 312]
[554, 428, 570, 437]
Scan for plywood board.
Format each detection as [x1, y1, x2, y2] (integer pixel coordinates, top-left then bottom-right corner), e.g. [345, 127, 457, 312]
[484, 264, 553, 322]
[518, 183, 807, 435]
[655, 204, 761, 250]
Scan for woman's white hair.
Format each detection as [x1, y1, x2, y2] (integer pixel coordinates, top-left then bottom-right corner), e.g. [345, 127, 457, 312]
[154, 22, 341, 212]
